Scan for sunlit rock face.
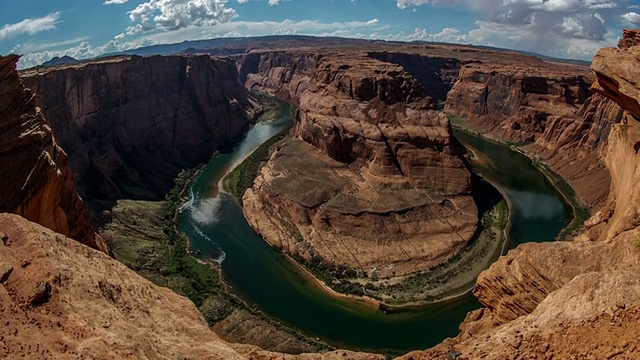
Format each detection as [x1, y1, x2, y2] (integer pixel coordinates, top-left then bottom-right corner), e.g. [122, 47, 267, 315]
[241, 51, 477, 280]
[0, 55, 106, 252]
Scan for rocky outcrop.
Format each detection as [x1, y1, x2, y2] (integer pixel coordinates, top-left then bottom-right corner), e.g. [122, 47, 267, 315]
[238, 51, 319, 102]
[0, 213, 381, 360]
[243, 53, 477, 281]
[21, 55, 258, 218]
[444, 57, 624, 209]
[404, 29, 640, 360]
[592, 38, 640, 121]
[532, 93, 624, 208]
[367, 51, 462, 102]
[0, 55, 106, 252]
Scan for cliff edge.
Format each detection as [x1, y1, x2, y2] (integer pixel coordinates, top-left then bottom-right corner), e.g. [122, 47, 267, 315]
[21, 55, 258, 221]
[406, 29, 640, 359]
[0, 55, 106, 252]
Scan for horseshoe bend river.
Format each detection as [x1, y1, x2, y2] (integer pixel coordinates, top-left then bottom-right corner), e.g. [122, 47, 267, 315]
[177, 103, 571, 354]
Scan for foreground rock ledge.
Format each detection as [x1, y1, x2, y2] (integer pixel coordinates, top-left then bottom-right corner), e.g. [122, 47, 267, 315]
[0, 213, 380, 360]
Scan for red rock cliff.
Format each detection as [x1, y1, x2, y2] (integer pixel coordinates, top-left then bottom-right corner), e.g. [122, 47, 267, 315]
[444, 57, 622, 208]
[406, 30, 640, 360]
[0, 55, 106, 252]
[241, 51, 477, 286]
[21, 55, 258, 217]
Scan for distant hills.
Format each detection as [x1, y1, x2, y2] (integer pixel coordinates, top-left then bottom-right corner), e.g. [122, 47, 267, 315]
[41, 55, 79, 67]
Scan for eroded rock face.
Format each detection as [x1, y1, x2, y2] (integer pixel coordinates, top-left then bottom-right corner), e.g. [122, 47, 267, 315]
[405, 29, 640, 360]
[445, 60, 593, 143]
[0, 213, 381, 360]
[444, 57, 624, 209]
[242, 53, 477, 280]
[239, 51, 318, 102]
[367, 51, 462, 102]
[21, 55, 257, 218]
[0, 55, 106, 252]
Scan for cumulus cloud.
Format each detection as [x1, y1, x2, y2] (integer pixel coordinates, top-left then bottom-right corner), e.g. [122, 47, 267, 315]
[622, 11, 640, 24]
[127, 0, 238, 34]
[395, 0, 625, 59]
[236, 0, 290, 5]
[103, 0, 129, 4]
[17, 17, 381, 69]
[0, 12, 60, 42]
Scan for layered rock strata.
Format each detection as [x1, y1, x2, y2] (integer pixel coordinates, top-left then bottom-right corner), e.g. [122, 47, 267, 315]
[21, 55, 258, 218]
[0, 55, 106, 252]
[406, 29, 640, 360]
[444, 57, 623, 209]
[243, 53, 477, 280]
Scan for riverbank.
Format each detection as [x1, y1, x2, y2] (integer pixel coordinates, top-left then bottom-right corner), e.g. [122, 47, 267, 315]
[450, 116, 590, 240]
[104, 197, 330, 354]
[223, 118, 510, 309]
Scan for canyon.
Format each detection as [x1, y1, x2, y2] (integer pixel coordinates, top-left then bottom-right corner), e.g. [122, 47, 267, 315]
[1, 29, 639, 358]
[21, 55, 258, 223]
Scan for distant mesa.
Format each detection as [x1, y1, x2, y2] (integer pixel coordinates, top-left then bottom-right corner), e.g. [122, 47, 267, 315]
[41, 55, 78, 67]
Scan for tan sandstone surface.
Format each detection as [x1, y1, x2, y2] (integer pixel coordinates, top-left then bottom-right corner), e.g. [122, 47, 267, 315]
[242, 52, 477, 282]
[0, 213, 382, 360]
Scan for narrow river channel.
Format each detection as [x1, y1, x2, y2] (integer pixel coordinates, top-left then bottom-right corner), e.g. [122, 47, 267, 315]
[177, 102, 571, 354]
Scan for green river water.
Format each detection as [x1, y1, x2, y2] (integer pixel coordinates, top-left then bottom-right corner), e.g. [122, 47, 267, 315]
[177, 103, 571, 354]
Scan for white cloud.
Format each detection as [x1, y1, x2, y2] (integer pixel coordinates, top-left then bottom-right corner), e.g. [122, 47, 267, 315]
[622, 11, 640, 24]
[236, 0, 290, 5]
[127, 0, 238, 34]
[12, 36, 90, 54]
[16, 17, 382, 69]
[0, 12, 60, 42]
[103, 0, 129, 4]
[394, 0, 626, 59]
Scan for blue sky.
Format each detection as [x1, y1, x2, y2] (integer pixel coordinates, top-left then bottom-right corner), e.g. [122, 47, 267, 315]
[2, 0, 640, 68]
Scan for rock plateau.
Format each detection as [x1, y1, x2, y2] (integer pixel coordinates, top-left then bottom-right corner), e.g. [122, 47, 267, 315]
[242, 51, 478, 282]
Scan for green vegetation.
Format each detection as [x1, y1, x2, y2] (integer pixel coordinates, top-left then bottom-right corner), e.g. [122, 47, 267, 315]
[106, 161, 328, 353]
[107, 168, 241, 322]
[291, 254, 365, 297]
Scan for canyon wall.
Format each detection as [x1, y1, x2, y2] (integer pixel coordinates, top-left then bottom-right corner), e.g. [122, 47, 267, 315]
[407, 30, 640, 360]
[21, 55, 258, 218]
[238, 51, 319, 102]
[241, 52, 477, 281]
[367, 51, 462, 102]
[0, 55, 106, 252]
[443, 57, 623, 208]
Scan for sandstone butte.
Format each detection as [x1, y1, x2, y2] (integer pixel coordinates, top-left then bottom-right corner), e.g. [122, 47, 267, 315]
[1, 28, 640, 359]
[242, 51, 478, 282]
